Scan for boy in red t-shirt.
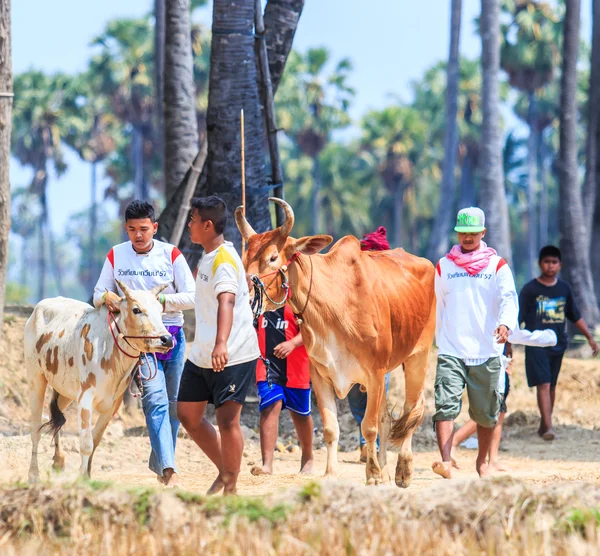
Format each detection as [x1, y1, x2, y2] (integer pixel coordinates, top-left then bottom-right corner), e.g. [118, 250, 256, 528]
[251, 305, 314, 475]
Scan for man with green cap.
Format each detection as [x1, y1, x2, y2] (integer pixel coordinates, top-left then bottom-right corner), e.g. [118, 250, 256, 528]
[432, 207, 518, 479]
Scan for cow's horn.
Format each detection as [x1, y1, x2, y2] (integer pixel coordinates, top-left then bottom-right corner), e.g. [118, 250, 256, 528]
[151, 283, 168, 296]
[116, 280, 133, 299]
[234, 206, 257, 241]
[269, 197, 294, 238]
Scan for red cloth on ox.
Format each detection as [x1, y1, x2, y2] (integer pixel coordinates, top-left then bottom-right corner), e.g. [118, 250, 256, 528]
[360, 226, 390, 251]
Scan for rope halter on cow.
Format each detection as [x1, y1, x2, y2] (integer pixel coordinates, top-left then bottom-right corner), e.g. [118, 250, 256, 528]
[107, 311, 161, 397]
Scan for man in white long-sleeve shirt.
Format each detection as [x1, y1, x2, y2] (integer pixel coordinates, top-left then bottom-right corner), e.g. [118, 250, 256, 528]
[93, 200, 195, 487]
[432, 207, 518, 479]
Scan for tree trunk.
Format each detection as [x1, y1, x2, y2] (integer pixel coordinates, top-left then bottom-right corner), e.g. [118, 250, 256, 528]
[583, 0, 600, 251]
[154, 0, 166, 194]
[427, 0, 462, 262]
[559, 0, 600, 326]
[89, 161, 98, 295]
[132, 125, 146, 200]
[38, 190, 47, 301]
[311, 155, 321, 235]
[263, 0, 305, 94]
[255, 0, 285, 226]
[164, 0, 198, 203]
[527, 91, 538, 279]
[538, 131, 549, 247]
[204, 0, 269, 247]
[478, 0, 512, 263]
[592, 162, 600, 301]
[393, 183, 404, 248]
[48, 227, 64, 296]
[157, 0, 303, 255]
[458, 148, 476, 208]
[0, 0, 11, 333]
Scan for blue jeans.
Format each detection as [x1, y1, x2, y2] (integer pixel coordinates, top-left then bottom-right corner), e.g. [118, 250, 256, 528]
[140, 328, 186, 476]
[347, 374, 391, 448]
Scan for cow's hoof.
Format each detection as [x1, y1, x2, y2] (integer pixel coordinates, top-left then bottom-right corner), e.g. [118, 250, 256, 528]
[52, 457, 66, 472]
[395, 478, 411, 488]
[366, 477, 383, 486]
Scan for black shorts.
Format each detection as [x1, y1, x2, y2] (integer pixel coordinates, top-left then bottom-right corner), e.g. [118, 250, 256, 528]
[525, 347, 564, 388]
[500, 373, 510, 413]
[177, 359, 257, 408]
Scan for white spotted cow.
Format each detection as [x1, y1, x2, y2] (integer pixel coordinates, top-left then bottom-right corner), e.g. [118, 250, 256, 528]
[24, 281, 173, 482]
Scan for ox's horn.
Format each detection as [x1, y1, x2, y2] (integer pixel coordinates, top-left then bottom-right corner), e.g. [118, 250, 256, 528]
[116, 280, 133, 299]
[234, 205, 257, 241]
[150, 283, 168, 297]
[269, 197, 294, 238]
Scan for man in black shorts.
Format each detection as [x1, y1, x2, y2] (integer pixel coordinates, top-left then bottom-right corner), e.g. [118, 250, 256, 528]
[519, 245, 598, 440]
[177, 197, 260, 494]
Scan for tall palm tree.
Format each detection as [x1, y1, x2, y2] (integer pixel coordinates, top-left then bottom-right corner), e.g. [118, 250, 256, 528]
[479, 0, 513, 262]
[157, 1, 305, 244]
[264, 0, 305, 94]
[64, 73, 119, 294]
[558, 0, 599, 326]
[592, 7, 600, 298]
[361, 106, 427, 248]
[199, 0, 270, 247]
[411, 58, 486, 211]
[501, 0, 561, 277]
[90, 18, 156, 202]
[0, 0, 11, 333]
[427, 0, 462, 262]
[277, 48, 354, 234]
[11, 71, 77, 300]
[583, 0, 600, 253]
[154, 0, 166, 192]
[164, 0, 199, 202]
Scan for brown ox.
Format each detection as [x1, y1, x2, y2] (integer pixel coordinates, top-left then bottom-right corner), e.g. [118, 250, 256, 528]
[24, 281, 172, 482]
[236, 199, 435, 487]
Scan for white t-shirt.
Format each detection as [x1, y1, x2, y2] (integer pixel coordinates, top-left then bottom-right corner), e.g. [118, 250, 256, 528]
[188, 241, 260, 369]
[435, 255, 519, 360]
[93, 240, 195, 326]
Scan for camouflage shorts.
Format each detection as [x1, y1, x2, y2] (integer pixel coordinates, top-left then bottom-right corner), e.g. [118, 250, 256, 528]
[433, 355, 502, 428]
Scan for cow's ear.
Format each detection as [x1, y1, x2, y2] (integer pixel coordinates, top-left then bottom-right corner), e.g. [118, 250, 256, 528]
[293, 235, 333, 255]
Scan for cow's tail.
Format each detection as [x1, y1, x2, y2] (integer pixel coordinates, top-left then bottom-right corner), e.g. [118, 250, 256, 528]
[40, 389, 66, 438]
[389, 391, 425, 445]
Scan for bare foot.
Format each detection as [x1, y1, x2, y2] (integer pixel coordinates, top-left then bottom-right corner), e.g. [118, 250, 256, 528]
[476, 460, 490, 478]
[489, 460, 511, 473]
[223, 483, 237, 495]
[449, 446, 461, 469]
[299, 457, 314, 475]
[432, 461, 452, 479]
[543, 428, 556, 441]
[162, 469, 179, 488]
[250, 465, 272, 476]
[359, 445, 367, 464]
[207, 475, 225, 495]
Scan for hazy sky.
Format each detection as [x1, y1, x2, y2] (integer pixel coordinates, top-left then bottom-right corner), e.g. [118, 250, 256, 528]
[10, 0, 592, 233]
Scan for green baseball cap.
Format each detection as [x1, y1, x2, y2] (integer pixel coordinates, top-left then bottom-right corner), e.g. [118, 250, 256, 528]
[454, 207, 486, 233]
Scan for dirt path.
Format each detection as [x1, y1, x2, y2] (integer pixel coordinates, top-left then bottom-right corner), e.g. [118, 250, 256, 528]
[3, 420, 600, 496]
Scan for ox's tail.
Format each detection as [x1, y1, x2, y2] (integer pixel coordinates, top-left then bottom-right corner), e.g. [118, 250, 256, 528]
[40, 390, 66, 438]
[389, 392, 425, 445]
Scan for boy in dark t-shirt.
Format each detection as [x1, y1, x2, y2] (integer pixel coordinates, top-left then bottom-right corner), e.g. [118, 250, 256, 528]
[251, 306, 314, 475]
[519, 245, 598, 441]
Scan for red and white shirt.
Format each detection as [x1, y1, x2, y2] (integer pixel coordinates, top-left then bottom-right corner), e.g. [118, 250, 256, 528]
[93, 240, 195, 326]
[256, 306, 310, 389]
[435, 255, 518, 360]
